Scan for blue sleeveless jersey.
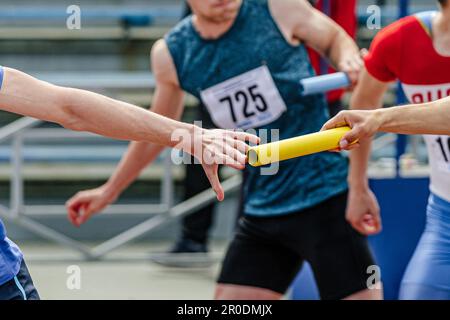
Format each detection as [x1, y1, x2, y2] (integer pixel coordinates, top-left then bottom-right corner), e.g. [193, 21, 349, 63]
[165, 0, 348, 216]
[0, 66, 24, 285]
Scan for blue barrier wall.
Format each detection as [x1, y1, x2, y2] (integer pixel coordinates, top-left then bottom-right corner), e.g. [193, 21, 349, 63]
[292, 177, 429, 300]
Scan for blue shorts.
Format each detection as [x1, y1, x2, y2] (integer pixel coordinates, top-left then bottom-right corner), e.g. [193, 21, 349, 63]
[399, 193, 450, 300]
[0, 259, 39, 300]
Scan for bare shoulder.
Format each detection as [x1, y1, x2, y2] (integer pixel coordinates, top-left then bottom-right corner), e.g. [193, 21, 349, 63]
[151, 39, 180, 87]
[268, 0, 313, 44]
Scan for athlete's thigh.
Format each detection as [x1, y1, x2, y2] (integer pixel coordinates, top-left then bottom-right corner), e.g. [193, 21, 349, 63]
[400, 233, 450, 299]
[217, 215, 303, 297]
[400, 196, 450, 300]
[303, 192, 378, 300]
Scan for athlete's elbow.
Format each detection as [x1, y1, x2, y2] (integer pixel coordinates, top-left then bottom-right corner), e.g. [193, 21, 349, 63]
[54, 88, 88, 132]
[60, 110, 87, 132]
[61, 115, 87, 132]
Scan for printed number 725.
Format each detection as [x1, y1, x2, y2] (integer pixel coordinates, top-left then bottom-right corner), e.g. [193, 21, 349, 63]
[219, 84, 268, 123]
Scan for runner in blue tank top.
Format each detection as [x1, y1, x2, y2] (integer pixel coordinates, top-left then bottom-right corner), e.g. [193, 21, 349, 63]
[68, 0, 381, 300]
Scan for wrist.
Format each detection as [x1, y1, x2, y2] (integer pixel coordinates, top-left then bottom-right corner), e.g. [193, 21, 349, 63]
[167, 121, 195, 149]
[373, 109, 387, 131]
[348, 177, 369, 191]
[102, 180, 122, 201]
[182, 124, 199, 155]
[167, 122, 195, 153]
[375, 108, 392, 132]
[336, 47, 360, 69]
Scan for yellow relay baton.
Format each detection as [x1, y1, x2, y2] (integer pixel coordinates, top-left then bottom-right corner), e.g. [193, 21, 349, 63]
[247, 126, 353, 167]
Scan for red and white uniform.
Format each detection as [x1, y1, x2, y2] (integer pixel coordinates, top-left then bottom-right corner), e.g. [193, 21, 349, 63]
[365, 12, 450, 202]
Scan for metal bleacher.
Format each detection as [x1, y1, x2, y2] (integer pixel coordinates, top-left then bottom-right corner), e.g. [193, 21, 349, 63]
[0, 3, 181, 41]
[0, 0, 185, 184]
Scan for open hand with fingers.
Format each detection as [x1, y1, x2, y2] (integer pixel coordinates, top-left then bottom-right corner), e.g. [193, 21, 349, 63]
[182, 126, 260, 201]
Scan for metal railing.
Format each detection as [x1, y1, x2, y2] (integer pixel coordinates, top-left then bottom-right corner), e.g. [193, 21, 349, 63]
[0, 116, 242, 260]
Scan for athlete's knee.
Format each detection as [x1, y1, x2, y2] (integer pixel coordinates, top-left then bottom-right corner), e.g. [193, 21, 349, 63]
[215, 284, 282, 300]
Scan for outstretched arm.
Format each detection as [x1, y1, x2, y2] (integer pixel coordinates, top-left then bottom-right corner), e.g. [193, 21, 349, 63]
[379, 98, 450, 135]
[0, 66, 189, 146]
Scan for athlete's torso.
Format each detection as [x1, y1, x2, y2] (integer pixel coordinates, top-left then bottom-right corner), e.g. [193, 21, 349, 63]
[165, 0, 348, 216]
[365, 12, 450, 203]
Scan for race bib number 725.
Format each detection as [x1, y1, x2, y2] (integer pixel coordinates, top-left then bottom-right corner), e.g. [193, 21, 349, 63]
[200, 66, 287, 129]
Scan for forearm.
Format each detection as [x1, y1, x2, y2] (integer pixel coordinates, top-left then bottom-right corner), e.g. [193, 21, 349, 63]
[348, 97, 380, 188]
[378, 97, 450, 135]
[62, 87, 192, 146]
[348, 139, 372, 188]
